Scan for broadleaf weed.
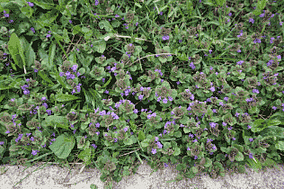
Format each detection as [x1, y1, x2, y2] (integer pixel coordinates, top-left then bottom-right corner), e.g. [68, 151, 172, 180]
[0, 0, 284, 188]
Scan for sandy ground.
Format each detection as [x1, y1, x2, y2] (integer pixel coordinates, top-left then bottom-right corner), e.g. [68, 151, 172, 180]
[1, 158, 284, 189]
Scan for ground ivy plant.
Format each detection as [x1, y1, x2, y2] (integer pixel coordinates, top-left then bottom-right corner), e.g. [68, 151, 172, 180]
[0, 0, 284, 188]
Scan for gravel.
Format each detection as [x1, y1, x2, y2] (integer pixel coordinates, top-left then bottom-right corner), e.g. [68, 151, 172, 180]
[1, 159, 284, 189]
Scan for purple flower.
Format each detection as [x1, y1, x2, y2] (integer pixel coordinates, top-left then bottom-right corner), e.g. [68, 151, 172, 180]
[138, 94, 144, 101]
[71, 64, 78, 72]
[259, 13, 265, 17]
[252, 89, 259, 94]
[163, 98, 168, 104]
[32, 150, 39, 156]
[27, 2, 34, 7]
[162, 35, 169, 40]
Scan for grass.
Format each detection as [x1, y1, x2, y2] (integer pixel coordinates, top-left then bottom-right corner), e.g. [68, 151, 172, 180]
[0, 0, 284, 188]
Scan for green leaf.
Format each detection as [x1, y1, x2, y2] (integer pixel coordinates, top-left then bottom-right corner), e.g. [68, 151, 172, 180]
[252, 0, 268, 16]
[257, 0, 268, 10]
[245, 157, 263, 173]
[269, 111, 284, 121]
[8, 33, 26, 71]
[63, 28, 71, 43]
[25, 42, 35, 68]
[129, 120, 137, 132]
[55, 93, 81, 102]
[176, 163, 186, 171]
[78, 67, 85, 75]
[93, 40, 106, 53]
[138, 130, 145, 141]
[99, 20, 114, 32]
[238, 73, 246, 80]
[18, 22, 31, 34]
[88, 88, 104, 110]
[179, 115, 190, 125]
[38, 70, 55, 85]
[20, 5, 33, 18]
[251, 119, 268, 133]
[81, 26, 93, 40]
[173, 147, 181, 156]
[177, 52, 188, 61]
[34, 10, 58, 28]
[54, 34, 68, 61]
[52, 71, 67, 89]
[248, 106, 260, 114]
[49, 133, 75, 159]
[83, 88, 97, 110]
[216, 0, 226, 6]
[275, 141, 284, 151]
[42, 115, 69, 130]
[252, 119, 265, 127]
[183, 127, 191, 133]
[191, 166, 198, 174]
[0, 94, 5, 103]
[266, 119, 281, 127]
[78, 148, 91, 166]
[124, 135, 136, 145]
[234, 151, 244, 161]
[48, 41, 57, 69]
[102, 75, 112, 88]
[31, 1, 54, 9]
[141, 139, 149, 148]
[111, 19, 121, 28]
[174, 25, 179, 34]
[135, 2, 142, 8]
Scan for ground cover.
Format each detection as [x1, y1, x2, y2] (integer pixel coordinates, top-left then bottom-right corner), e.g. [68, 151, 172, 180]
[0, 0, 284, 188]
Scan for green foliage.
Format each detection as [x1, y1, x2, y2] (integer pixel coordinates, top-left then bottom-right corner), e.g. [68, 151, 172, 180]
[0, 0, 284, 188]
[252, 0, 268, 16]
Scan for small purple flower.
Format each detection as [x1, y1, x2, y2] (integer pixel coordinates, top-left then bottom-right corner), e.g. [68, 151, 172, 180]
[27, 2, 34, 7]
[162, 35, 169, 40]
[259, 13, 265, 18]
[32, 150, 39, 156]
[30, 27, 35, 33]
